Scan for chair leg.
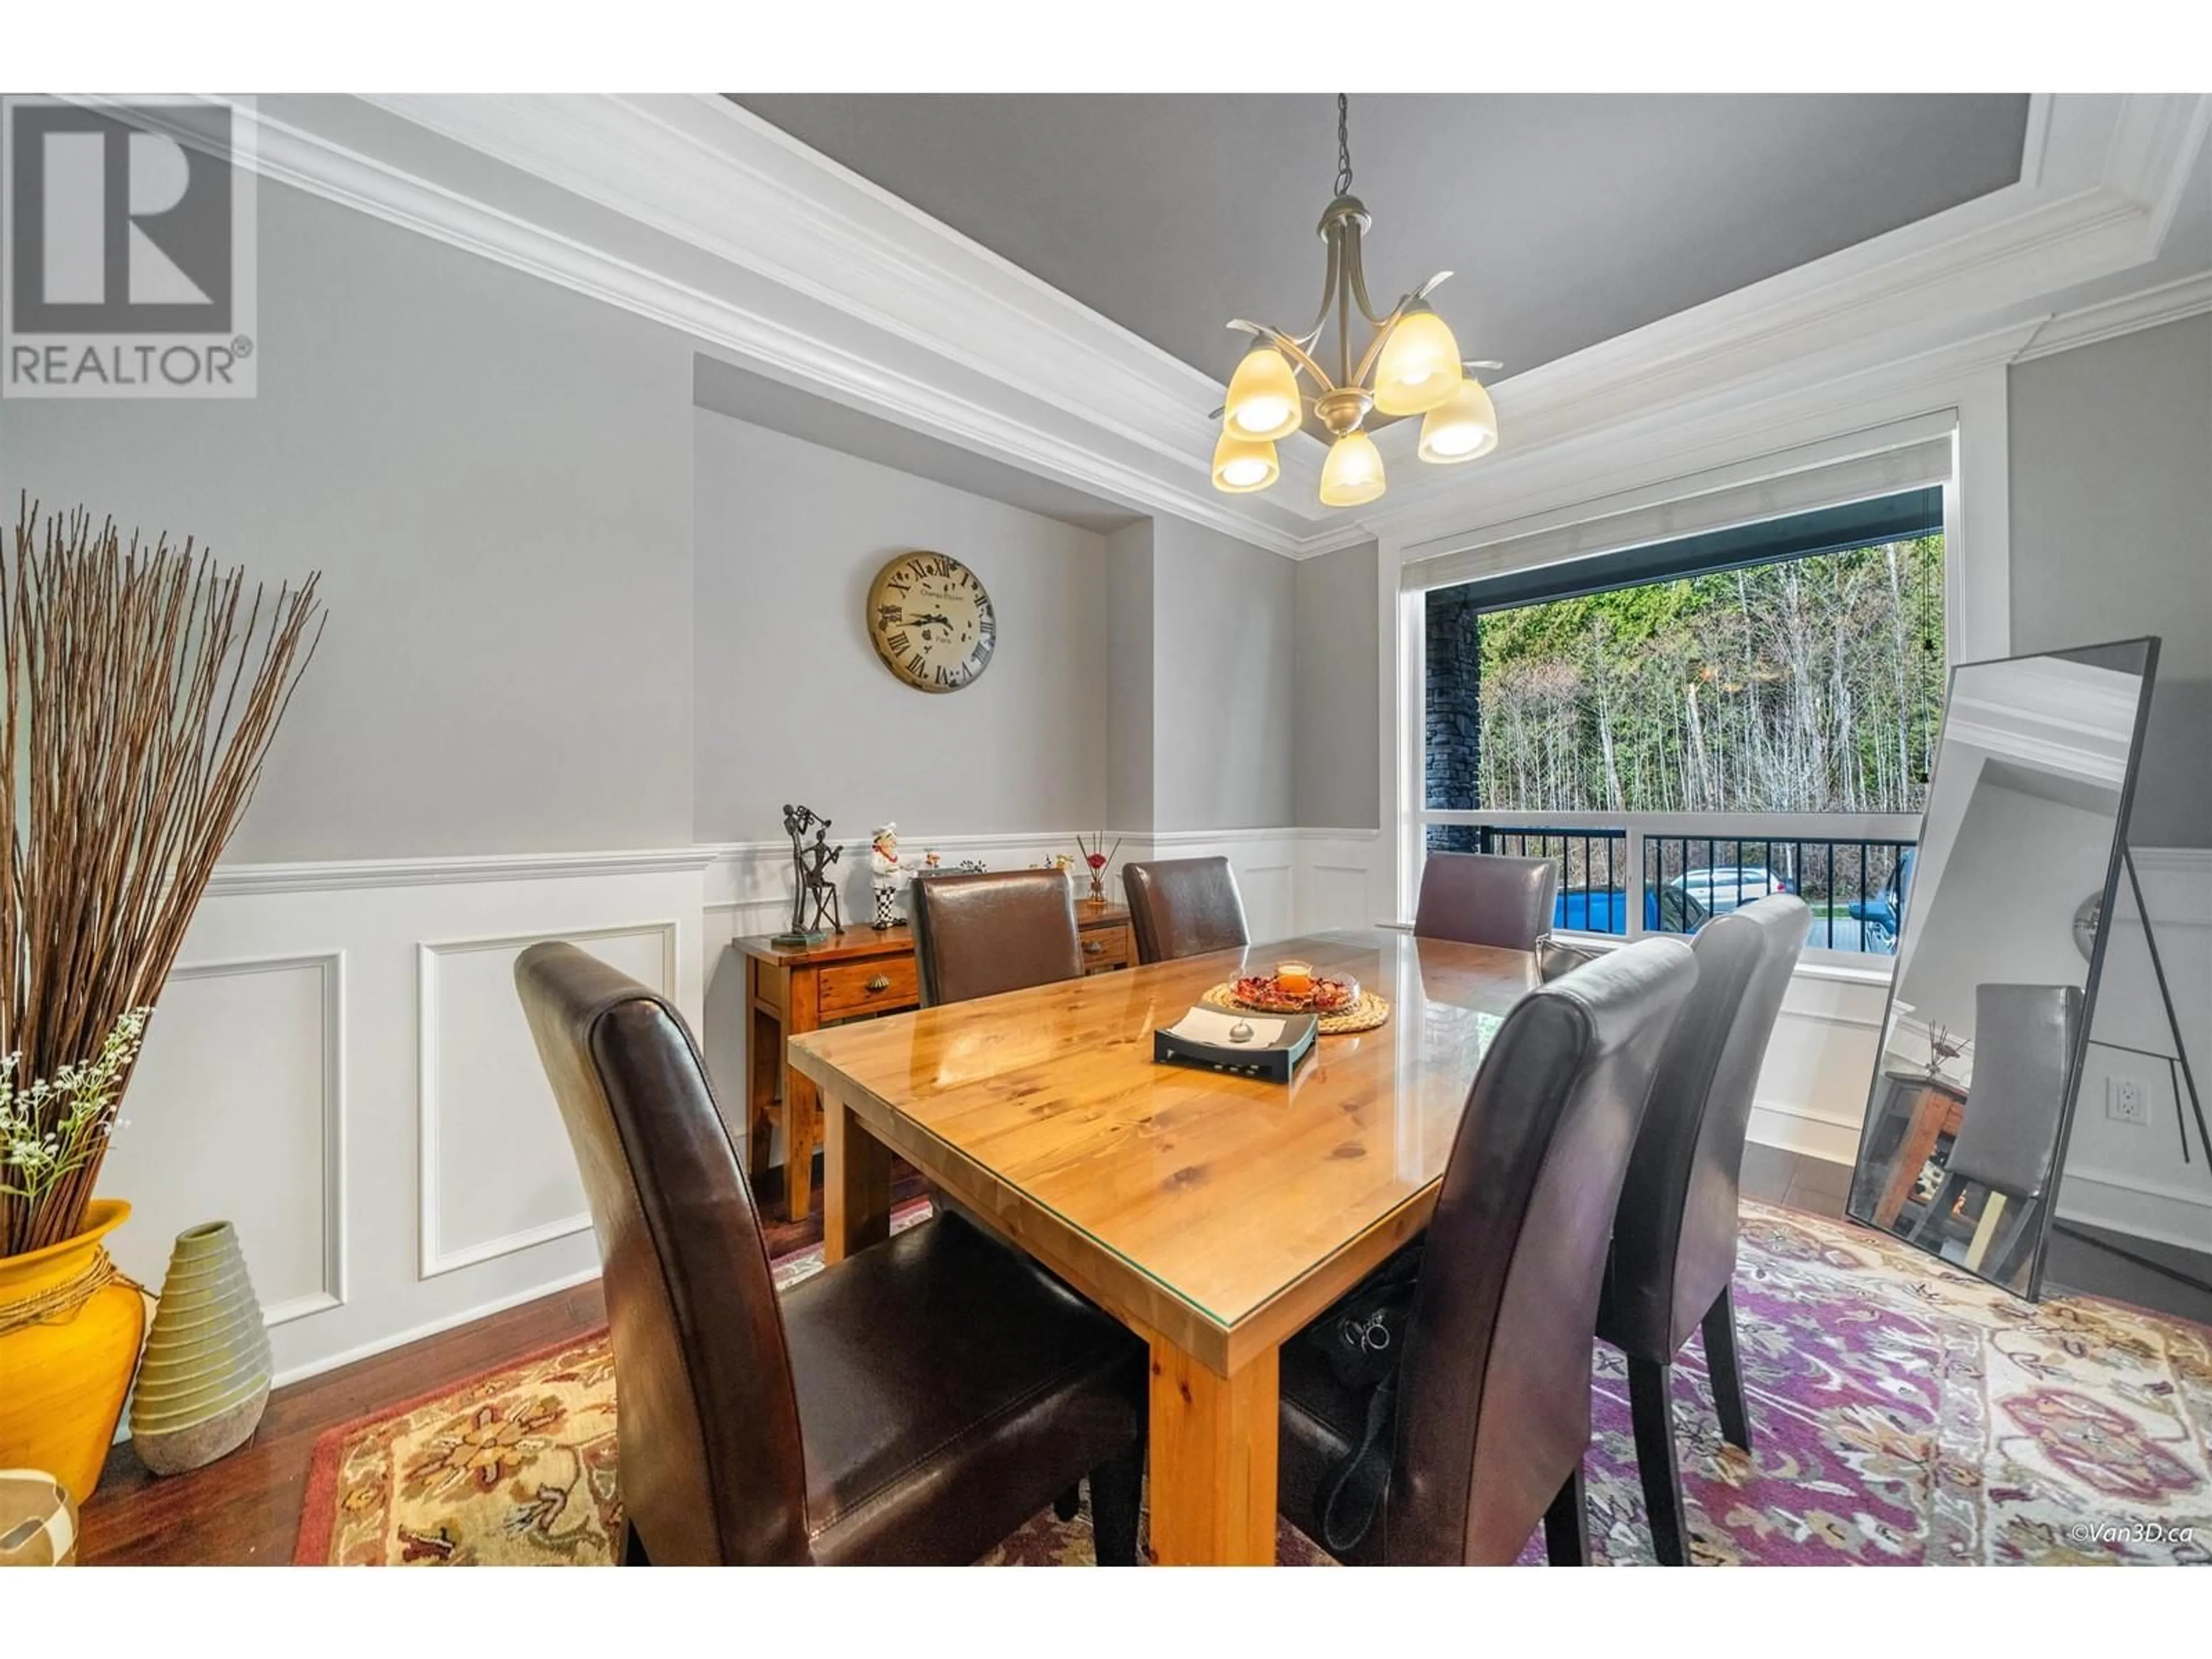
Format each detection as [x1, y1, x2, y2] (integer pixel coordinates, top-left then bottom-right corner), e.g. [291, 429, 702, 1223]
[1628, 1355, 1691, 1566]
[619, 1517, 651, 1566]
[1702, 1285, 1753, 1453]
[1911, 1171, 1964, 1249]
[1984, 1193, 2043, 1287]
[1052, 1485, 1081, 1522]
[1963, 1190, 2008, 1274]
[1087, 1441, 1143, 1567]
[1541, 1462, 1589, 1566]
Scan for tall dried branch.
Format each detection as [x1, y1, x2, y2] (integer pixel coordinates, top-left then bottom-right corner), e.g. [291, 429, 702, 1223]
[2, 497, 324, 1254]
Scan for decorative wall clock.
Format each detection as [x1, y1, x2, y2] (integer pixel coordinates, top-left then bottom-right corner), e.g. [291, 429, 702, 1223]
[867, 551, 996, 693]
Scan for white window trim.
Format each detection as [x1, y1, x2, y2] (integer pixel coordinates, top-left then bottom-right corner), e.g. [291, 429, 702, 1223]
[1376, 372, 2010, 947]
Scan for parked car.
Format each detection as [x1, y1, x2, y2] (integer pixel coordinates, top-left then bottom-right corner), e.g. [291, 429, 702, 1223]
[1669, 865, 1793, 917]
[1845, 849, 1916, 954]
[1551, 878, 1756, 937]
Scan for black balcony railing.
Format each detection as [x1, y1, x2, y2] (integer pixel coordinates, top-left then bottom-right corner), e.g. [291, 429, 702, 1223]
[1642, 835, 1915, 953]
[1429, 822, 1917, 955]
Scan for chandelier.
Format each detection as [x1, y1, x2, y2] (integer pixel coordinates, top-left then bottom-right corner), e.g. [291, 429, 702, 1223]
[1210, 94, 1499, 507]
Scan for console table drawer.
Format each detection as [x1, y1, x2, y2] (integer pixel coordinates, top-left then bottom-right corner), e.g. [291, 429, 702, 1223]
[820, 956, 921, 1017]
[1078, 922, 1132, 972]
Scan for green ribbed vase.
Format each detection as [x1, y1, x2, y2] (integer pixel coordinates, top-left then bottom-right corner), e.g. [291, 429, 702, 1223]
[128, 1222, 272, 1477]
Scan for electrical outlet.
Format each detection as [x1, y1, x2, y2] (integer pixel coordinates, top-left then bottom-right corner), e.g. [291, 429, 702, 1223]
[2107, 1076, 2150, 1126]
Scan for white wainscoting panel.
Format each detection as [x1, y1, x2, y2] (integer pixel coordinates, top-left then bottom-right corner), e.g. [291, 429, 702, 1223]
[418, 921, 676, 1278]
[114, 851, 707, 1386]
[122, 828, 2198, 1384]
[1293, 830, 1386, 931]
[1747, 966, 1893, 1165]
[103, 952, 345, 1327]
[2058, 848, 2212, 1252]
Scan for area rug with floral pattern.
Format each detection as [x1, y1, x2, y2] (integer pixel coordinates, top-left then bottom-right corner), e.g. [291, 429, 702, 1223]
[294, 1199, 2212, 1566]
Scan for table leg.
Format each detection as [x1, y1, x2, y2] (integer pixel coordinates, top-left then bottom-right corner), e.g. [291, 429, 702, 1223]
[745, 965, 778, 1181]
[821, 1088, 893, 1266]
[783, 969, 820, 1221]
[1146, 1338, 1279, 1565]
[1875, 1090, 1945, 1229]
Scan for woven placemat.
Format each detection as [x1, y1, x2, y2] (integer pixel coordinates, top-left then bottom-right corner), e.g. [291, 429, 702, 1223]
[1201, 982, 1392, 1035]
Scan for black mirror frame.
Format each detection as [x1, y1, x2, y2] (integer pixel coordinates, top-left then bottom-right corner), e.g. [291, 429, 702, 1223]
[1846, 635, 2161, 1300]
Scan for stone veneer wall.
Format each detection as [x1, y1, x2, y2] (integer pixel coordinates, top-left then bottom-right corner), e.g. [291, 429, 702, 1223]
[1424, 587, 1483, 813]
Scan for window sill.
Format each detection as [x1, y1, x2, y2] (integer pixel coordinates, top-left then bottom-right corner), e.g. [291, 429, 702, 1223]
[1537, 929, 1896, 987]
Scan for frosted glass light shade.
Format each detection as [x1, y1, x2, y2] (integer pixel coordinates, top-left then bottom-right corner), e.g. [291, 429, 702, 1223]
[1372, 309, 1463, 415]
[1319, 431, 1386, 507]
[1418, 376, 1499, 464]
[128, 1221, 272, 1477]
[1223, 347, 1302, 441]
[1211, 429, 1279, 494]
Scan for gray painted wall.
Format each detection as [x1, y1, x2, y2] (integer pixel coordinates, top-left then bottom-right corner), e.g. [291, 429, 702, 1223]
[1104, 522, 1156, 828]
[2010, 315, 2212, 847]
[0, 180, 699, 861]
[1294, 541, 1380, 829]
[692, 409, 1111, 841]
[1150, 517, 1297, 831]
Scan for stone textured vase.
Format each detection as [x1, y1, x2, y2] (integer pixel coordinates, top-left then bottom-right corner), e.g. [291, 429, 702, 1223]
[128, 1222, 271, 1477]
[0, 1199, 147, 1510]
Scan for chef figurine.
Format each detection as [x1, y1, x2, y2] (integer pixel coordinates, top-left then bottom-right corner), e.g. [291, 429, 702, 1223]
[869, 821, 906, 930]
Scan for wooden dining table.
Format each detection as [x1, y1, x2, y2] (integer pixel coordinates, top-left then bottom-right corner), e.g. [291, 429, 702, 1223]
[785, 926, 1537, 1565]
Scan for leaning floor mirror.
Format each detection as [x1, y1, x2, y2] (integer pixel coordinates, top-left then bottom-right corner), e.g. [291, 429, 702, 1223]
[1847, 638, 2168, 1299]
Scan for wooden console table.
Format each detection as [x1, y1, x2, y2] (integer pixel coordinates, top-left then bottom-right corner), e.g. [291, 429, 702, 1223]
[737, 900, 1134, 1219]
[1866, 1070, 1968, 1229]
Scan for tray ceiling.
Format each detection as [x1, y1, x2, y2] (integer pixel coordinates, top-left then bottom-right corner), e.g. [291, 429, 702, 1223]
[731, 94, 2031, 382]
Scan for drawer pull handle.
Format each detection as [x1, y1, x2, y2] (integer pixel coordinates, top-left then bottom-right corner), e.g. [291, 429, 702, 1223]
[1082, 940, 1105, 955]
[865, 974, 892, 992]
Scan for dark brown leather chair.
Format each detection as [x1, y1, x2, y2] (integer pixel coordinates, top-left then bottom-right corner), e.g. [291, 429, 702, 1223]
[1413, 851, 1559, 951]
[1277, 935, 1699, 1565]
[910, 869, 1084, 1006]
[513, 941, 1145, 1565]
[1595, 895, 1809, 1565]
[1122, 856, 1250, 964]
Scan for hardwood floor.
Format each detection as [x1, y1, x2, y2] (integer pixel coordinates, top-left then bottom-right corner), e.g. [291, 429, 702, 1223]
[78, 1160, 927, 1567]
[1740, 1143, 1849, 1219]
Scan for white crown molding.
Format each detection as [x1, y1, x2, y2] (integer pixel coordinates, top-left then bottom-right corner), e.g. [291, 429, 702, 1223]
[195, 95, 1315, 556]
[2014, 270, 2212, 362]
[188, 93, 2212, 560]
[1391, 320, 2039, 565]
[207, 844, 717, 897]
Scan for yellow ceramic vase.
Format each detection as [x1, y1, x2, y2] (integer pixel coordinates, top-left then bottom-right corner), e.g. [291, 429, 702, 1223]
[0, 1200, 146, 1510]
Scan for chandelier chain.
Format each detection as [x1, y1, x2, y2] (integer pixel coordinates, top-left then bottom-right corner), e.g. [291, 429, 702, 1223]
[1334, 93, 1353, 198]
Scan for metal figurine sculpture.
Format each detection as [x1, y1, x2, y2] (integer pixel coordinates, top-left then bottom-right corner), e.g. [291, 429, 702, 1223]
[772, 804, 843, 946]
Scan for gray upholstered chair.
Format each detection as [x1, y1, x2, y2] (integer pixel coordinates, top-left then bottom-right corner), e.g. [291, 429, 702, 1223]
[1594, 895, 1810, 1565]
[1414, 852, 1559, 952]
[1122, 856, 1250, 964]
[1914, 982, 2083, 1287]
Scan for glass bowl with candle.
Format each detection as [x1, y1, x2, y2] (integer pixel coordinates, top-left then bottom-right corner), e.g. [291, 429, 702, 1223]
[1229, 961, 1361, 1014]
